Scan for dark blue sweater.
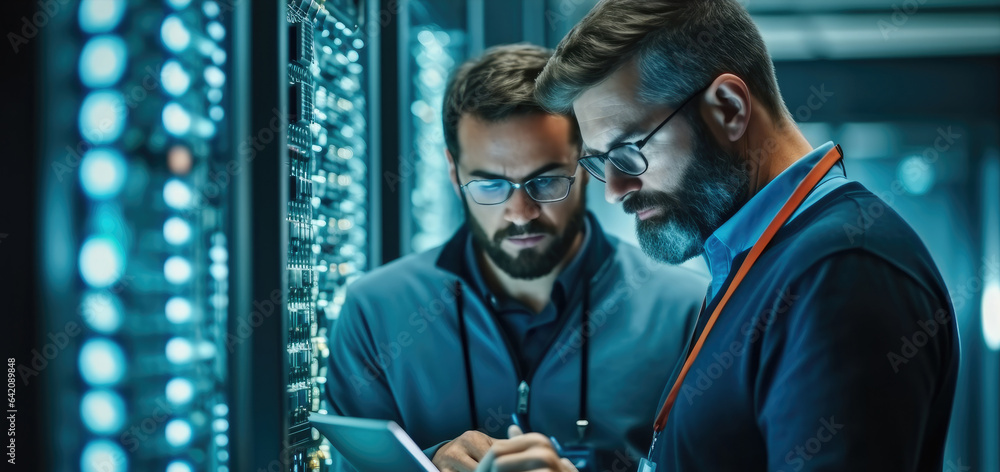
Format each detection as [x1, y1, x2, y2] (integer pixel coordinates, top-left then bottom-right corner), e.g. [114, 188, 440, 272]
[650, 181, 959, 471]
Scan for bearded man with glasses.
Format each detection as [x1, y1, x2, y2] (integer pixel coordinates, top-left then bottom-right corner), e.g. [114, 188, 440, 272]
[325, 43, 708, 472]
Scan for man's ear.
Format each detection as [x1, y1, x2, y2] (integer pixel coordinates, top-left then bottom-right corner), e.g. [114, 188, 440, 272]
[701, 73, 751, 144]
[445, 148, 461, 197]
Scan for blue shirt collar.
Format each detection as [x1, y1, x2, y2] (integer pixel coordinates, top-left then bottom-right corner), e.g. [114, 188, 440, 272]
[703, 141, 845, 301]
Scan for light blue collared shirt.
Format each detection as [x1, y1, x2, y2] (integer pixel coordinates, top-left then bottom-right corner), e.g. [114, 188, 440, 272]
[703, 141, 849, 302]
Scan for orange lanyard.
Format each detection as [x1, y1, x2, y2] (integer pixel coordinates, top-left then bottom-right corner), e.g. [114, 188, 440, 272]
[652, 145, 844, 433]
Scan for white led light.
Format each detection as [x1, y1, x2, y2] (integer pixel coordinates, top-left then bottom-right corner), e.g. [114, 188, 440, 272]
[81, 440, 127, 472]
[80, 291, 123, 334]
[212, 418, 229, 432]
[165, 337, 194, 364]
[161, 15, 191, 53]
[165, 419, 193, 447]
[162, 102, 192, 136]
[215, 434, 229, 446]
[164, 256, 192, 284]
[353, 39, 364, 49]
[210, 263, 228, 281]
[212, 49, 227, 65]
[163, 217, 191, 245]
[80, 390, 126, 434]
[207, 88, 223, 103]
[79, 91, 126, 144]
[203, 1, 220, 17]
[207, 21, 225, 41]
[346, 50, 359, 62]
[79, 35, 127, 88]
[204, 66, 226, 88]
[209, 106, 224, 121]
[161, 60, 191, 97]
[897, 155, 935, 196]
[165, 297, 193, 324]
[79, 236, 124, 288]
[80, 148, 127, 200]
[166, 377, 194, 405]
[167, 461, 194, 472]
[79, 0, 126, 34]
[79, 338, 126, 386]
[163, 179, 193, 209]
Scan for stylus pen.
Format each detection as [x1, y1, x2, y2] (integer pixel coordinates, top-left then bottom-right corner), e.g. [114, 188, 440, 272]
[511, 414, 564, 457]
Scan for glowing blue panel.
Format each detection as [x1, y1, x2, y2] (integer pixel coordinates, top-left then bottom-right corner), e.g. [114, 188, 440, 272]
[165, 337, 194, 364]
[80, 440, 127, 472]
[165, 377, 194, 405]
[167, 0, 192, 10]
[163, 217, 191, 245]
[167, 461, 194, 472]
[79, 35, 127, 88]
[80, 291, 123, 334]
[79, 91, 126, 144]
[160, 15, 191, 53]
[80, 148, 127, 200]
[165, 419, 193, 447]
[79, 236, 124, 288]
[897, 155, 936, 196]
[80, 389, 126, 434]
[165, 297, 193, 324]
[164, 256, 192, 284]
[79, 338, 126, 386]
[163, 179, 193, 209]
[985, 282, 1000, 350]
[79, 0, 126, 34]
[161, 60, 191, 97]
[162, 102, 192, 136]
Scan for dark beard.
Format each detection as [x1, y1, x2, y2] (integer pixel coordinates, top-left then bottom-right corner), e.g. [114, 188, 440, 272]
[464, 197, 587, 280]
[624, 114, 750, 264]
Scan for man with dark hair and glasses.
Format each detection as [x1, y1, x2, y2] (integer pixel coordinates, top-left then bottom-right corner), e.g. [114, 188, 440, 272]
[325, 43, 707, 472]
[477, 1, 959, 472]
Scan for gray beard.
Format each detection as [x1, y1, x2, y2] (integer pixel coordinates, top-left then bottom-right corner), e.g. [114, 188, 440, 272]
[628, 115, 750, 264]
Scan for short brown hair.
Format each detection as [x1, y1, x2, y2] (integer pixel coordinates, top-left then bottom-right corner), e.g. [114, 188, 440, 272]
[536, 0, 790, 121]
[443, 43, 580, 161]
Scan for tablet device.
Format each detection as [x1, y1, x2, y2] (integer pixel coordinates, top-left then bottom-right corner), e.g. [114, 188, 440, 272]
[308, 413, 439, 472]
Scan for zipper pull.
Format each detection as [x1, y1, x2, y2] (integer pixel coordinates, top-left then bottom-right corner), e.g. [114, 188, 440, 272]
[517, 380, 530, 415]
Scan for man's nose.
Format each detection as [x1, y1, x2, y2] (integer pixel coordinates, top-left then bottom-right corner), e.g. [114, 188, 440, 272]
[504, 187, 541, 226]
[604, 161, 642, 204]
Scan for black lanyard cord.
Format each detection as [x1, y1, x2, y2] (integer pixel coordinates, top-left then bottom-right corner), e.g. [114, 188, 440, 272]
[456, 279, 591, 437]
[578, 280, 590, 441]
[455, 281, 479, 430]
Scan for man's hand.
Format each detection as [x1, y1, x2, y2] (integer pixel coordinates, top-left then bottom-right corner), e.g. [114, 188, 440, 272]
[474, 425, 577, 472]
[432, 430, 498, 472]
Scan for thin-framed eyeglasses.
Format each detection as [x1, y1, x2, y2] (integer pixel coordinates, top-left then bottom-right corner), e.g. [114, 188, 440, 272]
[460, 173, 577, 205]
[579, 84, 709, 182]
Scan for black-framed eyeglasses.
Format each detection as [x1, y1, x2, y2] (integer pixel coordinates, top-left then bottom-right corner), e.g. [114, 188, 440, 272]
[579, 85, 709, 182]
[460, 174, 577, 205]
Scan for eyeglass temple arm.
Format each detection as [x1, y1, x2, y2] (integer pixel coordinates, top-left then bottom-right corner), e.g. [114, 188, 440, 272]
[635, 85, 710, 149]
